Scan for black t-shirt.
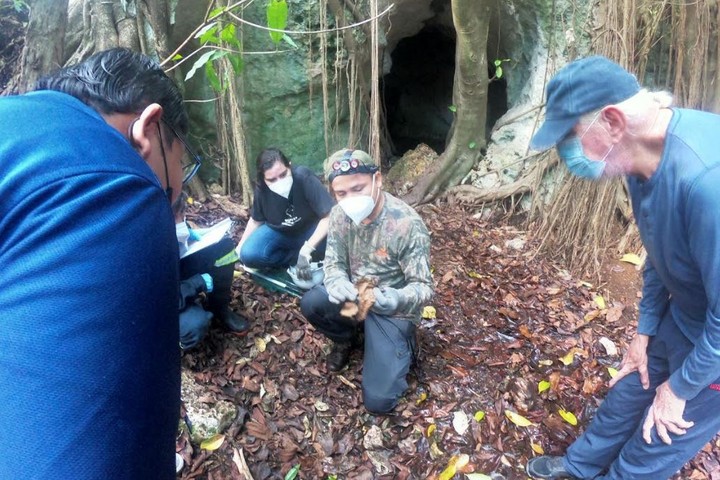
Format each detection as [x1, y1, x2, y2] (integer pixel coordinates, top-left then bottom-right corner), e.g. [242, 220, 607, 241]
[251, 165, 335, 234]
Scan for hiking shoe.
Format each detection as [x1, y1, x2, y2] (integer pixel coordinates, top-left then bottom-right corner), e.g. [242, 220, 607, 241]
[217, 308, 250, 336]
[526, 456, 575, 479]
[327, 341, 352, 372]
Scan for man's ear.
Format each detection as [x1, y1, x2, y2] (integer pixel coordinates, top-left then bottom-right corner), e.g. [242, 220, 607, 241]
[129, 103, 164, 160]
[375, 171, 383, 191]
[601, 106, 626, 141]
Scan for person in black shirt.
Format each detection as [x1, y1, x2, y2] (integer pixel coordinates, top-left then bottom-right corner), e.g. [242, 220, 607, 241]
[236, 148, 335, 280]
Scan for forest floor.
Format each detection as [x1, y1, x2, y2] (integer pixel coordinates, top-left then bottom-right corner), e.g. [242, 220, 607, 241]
[177, 195, 720, 480]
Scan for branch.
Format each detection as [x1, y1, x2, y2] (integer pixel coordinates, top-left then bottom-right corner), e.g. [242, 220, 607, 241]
[224, 3, 394, 35]
[160, 0, 250, 67]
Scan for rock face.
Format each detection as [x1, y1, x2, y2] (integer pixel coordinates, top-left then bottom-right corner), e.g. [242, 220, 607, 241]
[167, 0, 588, 195]
[181, 371, 237, 444]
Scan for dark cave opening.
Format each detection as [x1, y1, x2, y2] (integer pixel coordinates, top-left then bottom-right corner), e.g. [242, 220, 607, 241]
[382, 25, 509, 157]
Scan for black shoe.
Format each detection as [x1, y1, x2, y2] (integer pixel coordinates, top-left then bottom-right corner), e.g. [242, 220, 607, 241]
[216, 308, 250, 336]
[526, 456, 575, 479]
[327, 341, 352, 372]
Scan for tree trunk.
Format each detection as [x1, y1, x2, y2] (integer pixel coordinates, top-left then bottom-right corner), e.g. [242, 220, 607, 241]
[64, 0, 176, 65]
[402, 0, 493, 205]
[12, 0, 68, 93]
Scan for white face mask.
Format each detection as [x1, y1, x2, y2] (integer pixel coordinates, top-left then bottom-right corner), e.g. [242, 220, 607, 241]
[338, 175, 377, 225]
[267, 173, 293, 198]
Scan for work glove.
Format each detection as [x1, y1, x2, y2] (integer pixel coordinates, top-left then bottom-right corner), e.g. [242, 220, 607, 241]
[371, 287, 401, 315]
[296, 242, 315, 280]
[327, 278, 358, 304]
[178, 273, 213, 310]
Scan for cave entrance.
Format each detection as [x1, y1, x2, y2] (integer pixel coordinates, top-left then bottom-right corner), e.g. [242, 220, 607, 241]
[382, 24, 509, 157]
[382, 26, 455, 156]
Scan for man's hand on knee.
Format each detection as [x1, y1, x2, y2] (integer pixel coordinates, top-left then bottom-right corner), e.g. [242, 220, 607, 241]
[610, 333, 650, 389]
[642, 381, 694, 445]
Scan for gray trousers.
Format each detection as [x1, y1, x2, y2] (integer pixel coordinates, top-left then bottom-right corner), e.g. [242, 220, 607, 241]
[565, 311, 720, 479]
[300, 285, 416, 414]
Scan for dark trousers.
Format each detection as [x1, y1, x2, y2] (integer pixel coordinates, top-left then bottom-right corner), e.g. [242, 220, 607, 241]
[178, 236, 236, 348]
[300, 285, 416, 414]
[565, 311, 720, 479]
[180, 236, 236, 315]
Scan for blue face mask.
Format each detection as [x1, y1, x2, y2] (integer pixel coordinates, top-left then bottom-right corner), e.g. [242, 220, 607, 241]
[557, 135, 608, 180]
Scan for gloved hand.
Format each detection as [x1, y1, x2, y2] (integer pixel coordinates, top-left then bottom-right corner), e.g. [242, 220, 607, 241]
[371, 287, 401, 315]
[327, 278, 358, 304]
[296, 242, 315, 280]
[178, 273, 212, 310]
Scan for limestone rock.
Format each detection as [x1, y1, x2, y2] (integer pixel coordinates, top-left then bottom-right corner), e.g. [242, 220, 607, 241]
[181, 370, 237, 444]
[385, 143, 439, 197]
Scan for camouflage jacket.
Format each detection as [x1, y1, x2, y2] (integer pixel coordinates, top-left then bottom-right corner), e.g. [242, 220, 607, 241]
[324, 192, 434, 322]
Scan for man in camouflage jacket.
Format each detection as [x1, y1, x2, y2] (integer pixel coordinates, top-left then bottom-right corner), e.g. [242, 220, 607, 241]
[300, 148, 434, 414]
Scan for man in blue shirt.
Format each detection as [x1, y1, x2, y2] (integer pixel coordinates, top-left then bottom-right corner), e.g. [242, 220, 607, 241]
[526, 56, 720, 479]
[0, 48, 197, 479]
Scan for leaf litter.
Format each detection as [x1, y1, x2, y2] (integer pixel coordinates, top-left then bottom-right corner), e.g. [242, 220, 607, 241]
[177, 197, 719, 480]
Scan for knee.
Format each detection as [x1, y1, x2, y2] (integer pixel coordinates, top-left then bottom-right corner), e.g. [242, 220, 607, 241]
[362, 392, 398, 415]
[180, 305, 212, 350]
[300, 286, 326, 319]
[238, 243, 261, 267]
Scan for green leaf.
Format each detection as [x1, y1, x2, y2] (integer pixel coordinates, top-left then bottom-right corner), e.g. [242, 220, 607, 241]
[448, 105, 457, 112]
[468, 141, 477, 149]
[185, 50, 216, 81]
[220, 24, 237, 45]
[284, 464, 300, 480]
[172, 54, 183, 61]
[210, 50, 229, 62]
[282, 33, 299, 49]
[496, 66, 503, 78]
[494, 59, 502, 67]
[208, 6, 226, 18]
[228, 54, 244, 75]
[267, 0, 289, 44]
[205, 61, 221, 93]
[195, 22, 218, 41]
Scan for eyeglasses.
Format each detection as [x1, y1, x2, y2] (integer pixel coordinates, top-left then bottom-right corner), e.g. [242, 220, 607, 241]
[162, 120, 202, 185]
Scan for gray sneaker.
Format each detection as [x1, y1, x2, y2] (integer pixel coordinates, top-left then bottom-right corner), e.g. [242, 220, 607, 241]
[526, 456, 576, 479]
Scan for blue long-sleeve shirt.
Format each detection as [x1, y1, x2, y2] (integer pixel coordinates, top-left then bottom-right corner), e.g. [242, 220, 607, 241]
[628, 108, 720, 400]
[0, 91, 180, 478]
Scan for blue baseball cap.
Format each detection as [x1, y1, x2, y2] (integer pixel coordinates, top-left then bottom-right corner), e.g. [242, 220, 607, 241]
[531, 56, 641, 150]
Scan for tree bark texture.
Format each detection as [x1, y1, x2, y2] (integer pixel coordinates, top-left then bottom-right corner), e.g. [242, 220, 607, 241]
[64, 0, 175, 66]
[13, 0, 69, 93]
[403, 0, 493, 205]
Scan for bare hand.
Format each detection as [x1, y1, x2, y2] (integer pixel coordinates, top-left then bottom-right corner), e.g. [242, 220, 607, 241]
[642, 381, 694, 444]
[609, 333, 650, 389]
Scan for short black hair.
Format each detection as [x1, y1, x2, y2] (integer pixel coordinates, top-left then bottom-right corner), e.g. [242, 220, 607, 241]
[34, 48, 188, 135]
[255, 148, 290, 186]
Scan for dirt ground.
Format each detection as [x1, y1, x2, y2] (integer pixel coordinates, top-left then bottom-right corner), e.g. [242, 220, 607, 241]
[176, 196, 719, 480]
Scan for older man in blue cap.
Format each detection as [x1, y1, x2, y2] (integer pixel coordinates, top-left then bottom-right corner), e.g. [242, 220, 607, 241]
[526, 56, 720, 479]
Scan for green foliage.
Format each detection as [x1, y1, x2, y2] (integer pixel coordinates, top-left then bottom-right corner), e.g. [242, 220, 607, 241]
[0, 0, 27, 13]
[267, 0, 288, 44]
[184, 20, 243, 93]
[492, 58, 511, 80]
[284, 464, 300, 480]
[448, 105, 457, 113]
